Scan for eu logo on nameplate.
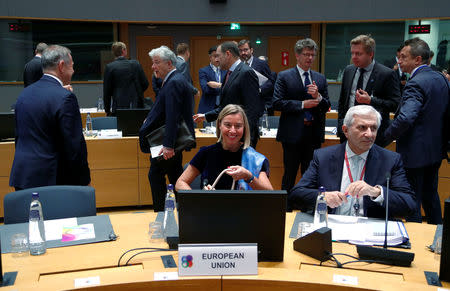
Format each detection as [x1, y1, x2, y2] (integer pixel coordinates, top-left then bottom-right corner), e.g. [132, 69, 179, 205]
[178, 243, 258, 276]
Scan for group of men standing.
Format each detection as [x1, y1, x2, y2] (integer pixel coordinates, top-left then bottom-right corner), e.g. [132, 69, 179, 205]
[10, 35, 449, 224]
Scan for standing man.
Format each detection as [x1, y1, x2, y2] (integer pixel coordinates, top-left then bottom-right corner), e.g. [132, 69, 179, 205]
[175, 43, 199, 102]
[23, 42, 48, 87]
[193, 41, 260, 147]
[197, 45, 226, 114]
[238, 39, 275, 115]
[139, 46, 195, 212]
[273, 38, 330, 193]
[103, 42, 149, 116]
[338, 35, 400, 147]
[385, 37, 450, 224]
[10, 45, 90, 190]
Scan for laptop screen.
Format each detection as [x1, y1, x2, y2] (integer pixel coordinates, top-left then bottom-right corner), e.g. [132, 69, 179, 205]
[177, 190, 287, 262]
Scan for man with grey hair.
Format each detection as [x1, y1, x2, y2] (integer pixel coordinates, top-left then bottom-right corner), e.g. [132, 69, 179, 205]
[23, 42, 48, 87]
[273, 38, 330, 193]
[10, 45, 91, 190]
[139, 45, 195, 212]
[385, 37, 450, 224]
[103, 41, 149, 116]
[289, 105, 415, 219]
[338, 35, 400, 147]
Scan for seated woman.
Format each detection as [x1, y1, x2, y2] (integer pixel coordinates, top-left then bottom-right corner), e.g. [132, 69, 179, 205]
[176, 104, 273, 190]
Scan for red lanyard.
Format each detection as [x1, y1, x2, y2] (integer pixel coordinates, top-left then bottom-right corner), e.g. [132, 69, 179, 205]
[344, 151, 366, 183]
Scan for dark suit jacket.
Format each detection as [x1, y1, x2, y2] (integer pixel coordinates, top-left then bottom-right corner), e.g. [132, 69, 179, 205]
[338, 62, 400, 146]
[176, 56, 198, 95]
[152, 75, 163, 98]
[139, 70, 195, 153]
[10, 75, 91, 189]
[23, 56, 43, 87]
[197, 65, 226, 113]
[204, 61, 260, 128]
[250, 57, 275, 113]
[103, 57, 149, 115]
[289, 143, 415, 219]
[273, 67, 330, 145]
[384, 66, 450, 168]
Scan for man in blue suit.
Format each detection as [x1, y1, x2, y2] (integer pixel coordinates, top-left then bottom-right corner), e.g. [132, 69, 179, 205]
[385, 38, 450, 224]
[23, 42, 47, 87]
[238, 39, 275, 115]
[290, 105, 415, 219]
[197, 45, 226, 114]
[10, 45, 91, 190]
[139, 46, 195, 212]
[273, 38, 330, 193]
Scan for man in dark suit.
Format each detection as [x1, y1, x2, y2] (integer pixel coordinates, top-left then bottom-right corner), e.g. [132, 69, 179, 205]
[139, 46, 195, 212]
[103, 42, 149, 116]
[290, 105, 415, 219]
[273, 38, 330, 193]
[238, 39, 275, 115]
[23, 42, 47, 87]
[193, 41, 261, 147]
[10, 45, 91, 190]
[175, 43, 199, 106]
[338, 35, 400, 147]
[197, 45, 226, 114]
[385, 37, 450, 224]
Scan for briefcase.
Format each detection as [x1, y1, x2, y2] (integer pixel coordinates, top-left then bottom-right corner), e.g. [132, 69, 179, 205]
[146, 119, 196, 152]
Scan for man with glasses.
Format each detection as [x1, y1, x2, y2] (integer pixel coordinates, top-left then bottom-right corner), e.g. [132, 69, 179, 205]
[337, 35, 400, 147]
[273, 38, 330, 195]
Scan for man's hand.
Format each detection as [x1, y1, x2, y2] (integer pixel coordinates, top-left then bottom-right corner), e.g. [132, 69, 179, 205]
[193, 113, 206, 123]
[324, 191, 348, 208]
[306, 81, 320, 99]
[159, 146, 175, 160]
[303, 99, 320, 109]
[345, 180, 381, 198]
[207, 81, 222, 89]
[355, 89, 371, 104]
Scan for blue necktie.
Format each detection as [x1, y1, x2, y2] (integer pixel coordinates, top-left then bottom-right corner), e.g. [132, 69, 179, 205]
[303, 71, 313, 122]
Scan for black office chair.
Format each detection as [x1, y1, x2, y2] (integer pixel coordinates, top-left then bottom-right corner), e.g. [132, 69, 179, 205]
[3, 185, 96, 224]
[92, 117, 117, 130]
[259, 116, 280, 129]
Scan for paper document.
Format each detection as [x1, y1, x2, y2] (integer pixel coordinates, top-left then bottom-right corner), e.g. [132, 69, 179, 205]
[150, 145, 163, 158]
[252, 69, 269, 87]
[62, 224, 95, 242]
[44, 217, 78, 241]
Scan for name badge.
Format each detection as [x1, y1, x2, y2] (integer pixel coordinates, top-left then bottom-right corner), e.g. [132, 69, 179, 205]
[178, 243, 258, 276]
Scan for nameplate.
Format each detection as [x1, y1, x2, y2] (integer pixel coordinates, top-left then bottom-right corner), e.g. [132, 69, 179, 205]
[97, 130, 122, 139]
[178, 243, 258, 276]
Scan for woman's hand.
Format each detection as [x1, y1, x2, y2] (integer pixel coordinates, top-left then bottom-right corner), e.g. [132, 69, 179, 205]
[203, 184, 214, 190]
[226, 165, 252, 181]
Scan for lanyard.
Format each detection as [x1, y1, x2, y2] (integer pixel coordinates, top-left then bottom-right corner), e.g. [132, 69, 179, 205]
[344, 151, 366, 183]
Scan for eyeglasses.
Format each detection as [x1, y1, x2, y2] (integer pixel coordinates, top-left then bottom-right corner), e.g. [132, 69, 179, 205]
[301, 53, 316, 58]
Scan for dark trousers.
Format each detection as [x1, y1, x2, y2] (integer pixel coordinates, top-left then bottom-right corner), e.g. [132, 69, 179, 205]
[281, 139, 317, 193]
[250, 122, 259, 149]
[148, 151, 183, 212]
[405, 162, 442, 224]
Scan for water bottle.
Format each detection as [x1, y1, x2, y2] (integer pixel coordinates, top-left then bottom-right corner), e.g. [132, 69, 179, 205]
[313, 186, 328, 229]
[85, 113, 93, 135]
[162, 184, 178, 239]
[28, 192, 46, 255]
[97, 97, 104, 111]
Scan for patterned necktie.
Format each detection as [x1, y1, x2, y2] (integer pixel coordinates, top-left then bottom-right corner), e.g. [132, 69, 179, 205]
[303, 71, 313, 122]
[355, 68, 365, 106]
[224, 70, 232, 85]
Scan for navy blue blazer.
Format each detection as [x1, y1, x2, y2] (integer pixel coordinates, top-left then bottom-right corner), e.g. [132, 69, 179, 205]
[139, 70, 196, 153]
[384, 65, 450, 168]
[289, 143, 416, 219]
[197, 64, 226, 114]
[338, 62, 401, 146]
[23, 56, 43, 88]
[176, 57, 198, 95]
[273, 67, 330, 144]
[250, 57, 275, 113]
[205, 61, 260, 127]
[10, 75, 91, 189]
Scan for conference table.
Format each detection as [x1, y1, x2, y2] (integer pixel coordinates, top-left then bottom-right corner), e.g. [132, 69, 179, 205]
[1, 211, 446, 290]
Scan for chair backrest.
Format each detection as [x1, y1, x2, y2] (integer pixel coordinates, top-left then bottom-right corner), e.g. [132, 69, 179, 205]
[92, 117, 117, 130]
[267, 116, 280, 129]
[3, 186, 96, 224]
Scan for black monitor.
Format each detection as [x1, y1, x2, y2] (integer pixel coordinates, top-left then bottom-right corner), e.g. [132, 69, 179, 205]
[116, 108, 150, 136]
[177, 190, 287, 262]
[0, 112, 15, 141]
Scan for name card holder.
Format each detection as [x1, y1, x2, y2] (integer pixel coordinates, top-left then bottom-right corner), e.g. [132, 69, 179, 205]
[178, 243, 257, 276]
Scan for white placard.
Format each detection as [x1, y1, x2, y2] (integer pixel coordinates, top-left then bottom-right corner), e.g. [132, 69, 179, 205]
[333, 274, 358, 286]
[178, 243, 258, 276]
[74, 276, 100, 287]
[154, 272, 179, 281]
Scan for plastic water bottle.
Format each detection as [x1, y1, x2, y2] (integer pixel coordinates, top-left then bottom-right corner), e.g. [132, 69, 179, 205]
[313, 186, 328, 229]
[86, 113, 93, 134]
[162, 184, 177, 239]
[28, 192, 46, 255]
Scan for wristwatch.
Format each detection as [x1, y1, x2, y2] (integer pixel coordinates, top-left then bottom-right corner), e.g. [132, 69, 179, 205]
[245, 174, 255, 184]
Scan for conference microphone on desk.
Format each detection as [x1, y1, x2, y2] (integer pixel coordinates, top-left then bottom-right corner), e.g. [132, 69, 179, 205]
[357, 172, 415, 267]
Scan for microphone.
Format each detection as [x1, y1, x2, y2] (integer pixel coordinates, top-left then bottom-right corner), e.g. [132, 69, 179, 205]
[202, 178, 209, 189]
[356, 171, 415, 267]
